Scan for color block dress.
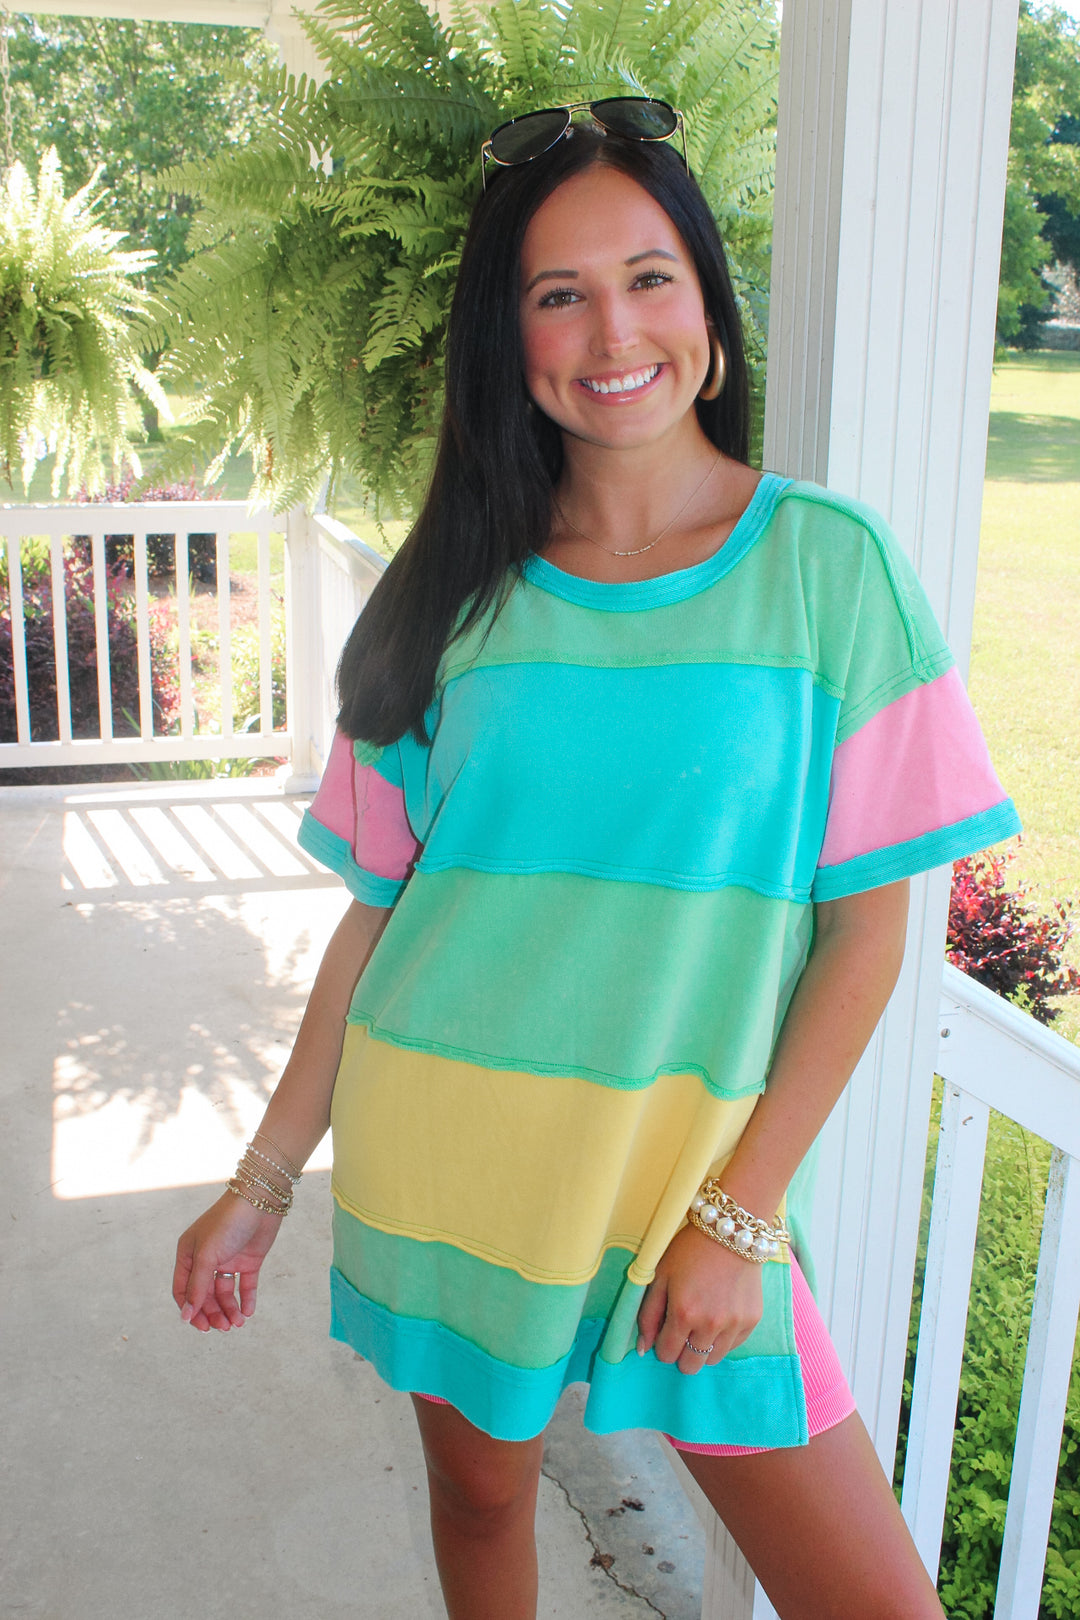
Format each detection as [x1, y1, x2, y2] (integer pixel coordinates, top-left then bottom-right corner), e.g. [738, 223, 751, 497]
[298, 474, 1019, 1447]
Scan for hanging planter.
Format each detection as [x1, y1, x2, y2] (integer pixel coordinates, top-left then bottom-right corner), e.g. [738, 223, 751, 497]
[0, 146, 170, 496]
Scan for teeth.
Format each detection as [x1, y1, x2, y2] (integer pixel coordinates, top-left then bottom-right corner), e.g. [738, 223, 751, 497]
[582, 364, 659, 395]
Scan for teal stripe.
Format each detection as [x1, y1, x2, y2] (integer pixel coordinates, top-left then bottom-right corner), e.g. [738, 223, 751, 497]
[520, 474, 791, 611]
[350, 870, 812, 1094]
[330, 1266, 807, 1447]
[409, 662, 837, 901]
[297, 810, 407, 907]
[812, 800, 1022, 901]
[332, 1203, 796, 1366]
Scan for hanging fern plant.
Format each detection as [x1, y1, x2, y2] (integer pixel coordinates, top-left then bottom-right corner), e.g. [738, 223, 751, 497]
[151, 0, 779, 514]
[0, 147, 170, 496]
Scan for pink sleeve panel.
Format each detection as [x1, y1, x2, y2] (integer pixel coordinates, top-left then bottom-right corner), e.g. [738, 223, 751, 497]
[307, 728, 419, 882]
[819, 667, 1009, 868]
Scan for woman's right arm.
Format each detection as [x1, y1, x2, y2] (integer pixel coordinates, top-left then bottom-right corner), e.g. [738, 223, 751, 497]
[172, 897, 391, 1333]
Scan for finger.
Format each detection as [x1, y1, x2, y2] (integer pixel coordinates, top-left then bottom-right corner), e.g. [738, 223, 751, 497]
[238, 1268, 259, 1319]
[211, 1271, 245, 1328]
[173, 1239, 194, 1311]
[654, 1311, 697, 1365]
[676, 1331, 718, 1375]
[182, 1244, 222, 1324]
[201, 1296, 234, 1332]
[635, 1279, 669, 1355]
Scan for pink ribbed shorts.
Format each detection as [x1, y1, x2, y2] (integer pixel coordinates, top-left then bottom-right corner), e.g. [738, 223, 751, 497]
[413, 1254, 855, 1454]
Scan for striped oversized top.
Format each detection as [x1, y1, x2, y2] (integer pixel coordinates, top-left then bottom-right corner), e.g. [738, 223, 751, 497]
[298, 474, 1020, 1446]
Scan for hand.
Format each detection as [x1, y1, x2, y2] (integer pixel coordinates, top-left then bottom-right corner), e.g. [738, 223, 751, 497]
[173, 1191, 284, 1333]
[635, 1224, 765, 1374]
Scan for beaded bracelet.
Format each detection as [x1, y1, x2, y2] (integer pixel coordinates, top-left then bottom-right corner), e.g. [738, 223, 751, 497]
[224, 1139, 300, 1217]
[253, 1131, 303, 1180]
[227, 1177, 289, 1216]
[234, 1162, 294, 1208]
[686, 1179, 790, 1264]
[245, 1140, 301, 1185]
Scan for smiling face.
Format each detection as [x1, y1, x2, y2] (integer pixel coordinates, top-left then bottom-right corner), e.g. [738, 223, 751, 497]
[519, 163, 713, 454]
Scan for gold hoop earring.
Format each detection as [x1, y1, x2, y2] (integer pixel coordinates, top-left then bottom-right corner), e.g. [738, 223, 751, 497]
[698, 333, 726, 401]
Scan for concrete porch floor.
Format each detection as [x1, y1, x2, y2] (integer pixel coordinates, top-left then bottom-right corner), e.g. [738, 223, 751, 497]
[2, 778, 706, 1620]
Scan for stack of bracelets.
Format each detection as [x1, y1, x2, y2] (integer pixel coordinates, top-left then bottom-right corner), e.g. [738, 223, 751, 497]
[226, 1130, 302, 1217]
[686, 1178, 790, 1263]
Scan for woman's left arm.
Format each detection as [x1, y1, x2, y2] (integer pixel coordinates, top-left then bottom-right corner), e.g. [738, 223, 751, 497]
[637, 878, 910, 1368]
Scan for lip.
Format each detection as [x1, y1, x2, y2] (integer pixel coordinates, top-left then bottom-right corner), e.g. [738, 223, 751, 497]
[573, 362, 665, 403]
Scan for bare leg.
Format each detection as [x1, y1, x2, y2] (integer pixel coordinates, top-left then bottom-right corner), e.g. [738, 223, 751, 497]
[410, 1395, 545, 1620]
[678, 1412, 945, 1620]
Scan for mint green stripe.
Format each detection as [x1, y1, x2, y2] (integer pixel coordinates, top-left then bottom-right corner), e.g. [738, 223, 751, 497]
[520, 474, 790, 611]
[350, 869, 811, 1095]
[332, 1203, 803, 1368]
[442, 485, 953, 757]
[812, 800, 1022, 901]
[330, 1267, 806, 1447]
[297, 810, 406, 907]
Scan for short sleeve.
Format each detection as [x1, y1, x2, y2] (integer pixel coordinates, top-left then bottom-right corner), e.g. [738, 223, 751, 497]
[810, 504, 1021, 901]
[297, 729, 420, 907]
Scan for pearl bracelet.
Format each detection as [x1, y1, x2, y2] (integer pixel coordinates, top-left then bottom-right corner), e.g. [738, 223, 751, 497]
[686, 1179, 790, 1264]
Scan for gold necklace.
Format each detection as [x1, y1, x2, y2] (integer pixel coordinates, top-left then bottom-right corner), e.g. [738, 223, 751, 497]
[552, 451, 723, 558]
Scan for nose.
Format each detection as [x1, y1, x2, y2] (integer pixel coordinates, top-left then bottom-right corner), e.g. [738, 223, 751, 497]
[588, 291, 637, 359]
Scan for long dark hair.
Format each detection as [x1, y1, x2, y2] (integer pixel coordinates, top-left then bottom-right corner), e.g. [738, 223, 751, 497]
[337, 129, 751, 745]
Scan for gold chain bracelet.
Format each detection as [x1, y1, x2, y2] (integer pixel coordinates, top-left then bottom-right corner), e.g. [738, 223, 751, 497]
[686, 1179, 790, 1264]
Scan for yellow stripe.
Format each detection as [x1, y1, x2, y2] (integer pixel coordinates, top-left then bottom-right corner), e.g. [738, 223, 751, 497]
[330, 1025, 761, 1286]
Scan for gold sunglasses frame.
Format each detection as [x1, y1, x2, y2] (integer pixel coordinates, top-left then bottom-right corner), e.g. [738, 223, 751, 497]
[480, 99, 688, 191]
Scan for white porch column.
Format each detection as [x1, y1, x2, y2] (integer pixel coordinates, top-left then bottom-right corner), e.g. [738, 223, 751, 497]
[694, 3, 1021, 1615]
[283, 505, 322, 791]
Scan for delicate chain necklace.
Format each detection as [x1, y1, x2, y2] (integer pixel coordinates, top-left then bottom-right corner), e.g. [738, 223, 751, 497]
[552, 451, 722, 558]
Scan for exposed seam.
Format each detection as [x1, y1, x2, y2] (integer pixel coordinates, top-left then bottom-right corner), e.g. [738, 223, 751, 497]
[540, 1464, 668, 1618]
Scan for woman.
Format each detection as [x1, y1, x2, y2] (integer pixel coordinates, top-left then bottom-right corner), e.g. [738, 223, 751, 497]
[174, 104, 1019, 1620]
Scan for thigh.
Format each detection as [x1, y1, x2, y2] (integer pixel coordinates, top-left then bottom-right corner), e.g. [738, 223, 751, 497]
[410, 1395, 546, 1513]
[679, 1411, 945, 1620]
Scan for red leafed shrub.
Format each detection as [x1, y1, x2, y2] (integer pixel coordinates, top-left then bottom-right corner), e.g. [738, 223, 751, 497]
[947, 850, 1080, 1024]
[76, 475, 223, 582]
[0, 543, 177, 743]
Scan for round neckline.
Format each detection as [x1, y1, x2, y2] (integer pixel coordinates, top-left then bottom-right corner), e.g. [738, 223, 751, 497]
[520, 472, 792, 612]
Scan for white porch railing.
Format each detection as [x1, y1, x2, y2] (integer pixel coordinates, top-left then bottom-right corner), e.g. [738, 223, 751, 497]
[693, 964, 1080, 1620]
[283, 509, 387, 789]
[901, 963, 1080, 1620]
[0, 503, 386, 778]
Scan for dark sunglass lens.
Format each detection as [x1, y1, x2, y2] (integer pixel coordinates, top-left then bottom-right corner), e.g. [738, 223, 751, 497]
[489, 109, 570, 165]
[593, 98, 677, 140]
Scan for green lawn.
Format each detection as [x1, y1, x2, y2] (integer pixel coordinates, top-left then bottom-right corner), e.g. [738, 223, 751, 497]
[969, 350, 1080, 1042]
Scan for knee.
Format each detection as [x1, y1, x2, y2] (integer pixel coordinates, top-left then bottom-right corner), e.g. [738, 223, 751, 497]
[425, 1445, 542, 1529]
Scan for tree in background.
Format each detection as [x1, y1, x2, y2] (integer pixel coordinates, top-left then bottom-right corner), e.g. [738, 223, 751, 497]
[148, 0, 779, 514]
[7, 14, 276, 288]
[998, 0, 1080, 344]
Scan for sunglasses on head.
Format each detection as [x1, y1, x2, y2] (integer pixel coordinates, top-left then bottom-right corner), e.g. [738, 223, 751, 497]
[480, 98, 688, 189]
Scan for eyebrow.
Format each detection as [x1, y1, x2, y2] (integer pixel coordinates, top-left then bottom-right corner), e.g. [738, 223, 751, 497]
[524, 248, 679, 294]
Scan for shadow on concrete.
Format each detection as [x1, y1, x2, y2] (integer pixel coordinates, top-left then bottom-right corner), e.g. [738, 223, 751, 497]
[2, 781, 705, 1620]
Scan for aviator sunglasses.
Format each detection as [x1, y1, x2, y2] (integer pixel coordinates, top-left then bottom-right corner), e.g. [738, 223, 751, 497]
[480, 98, 688, 189]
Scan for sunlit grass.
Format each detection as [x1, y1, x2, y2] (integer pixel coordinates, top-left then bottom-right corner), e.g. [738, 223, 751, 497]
[970, 350, 1080, 1042]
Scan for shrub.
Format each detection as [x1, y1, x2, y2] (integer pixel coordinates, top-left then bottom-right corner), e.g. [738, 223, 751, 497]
[0, 541, 175, 741]
[896, 1090, 1080, 1619]
[947, 850, 1080, 1024]
[76, 473, 223, 581]
[230, 605, 286, 732]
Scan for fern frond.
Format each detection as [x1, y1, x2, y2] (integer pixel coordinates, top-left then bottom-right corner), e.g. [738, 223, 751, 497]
[146, 0, 780, 511]
[307, 0, 448, 73]
[0, 149, 169, 496]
